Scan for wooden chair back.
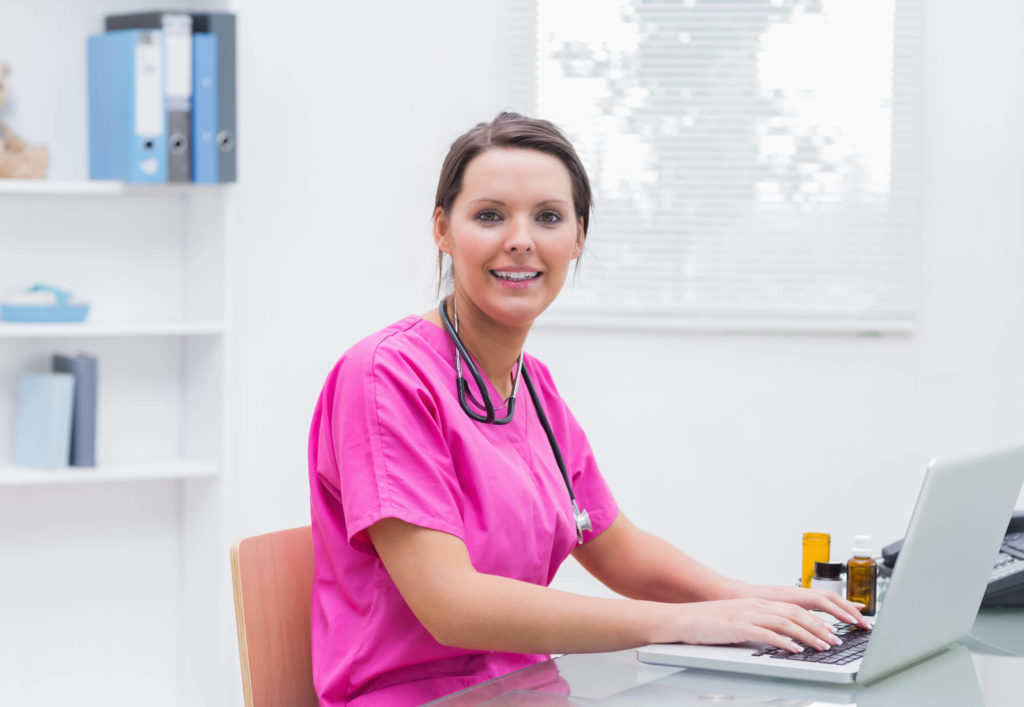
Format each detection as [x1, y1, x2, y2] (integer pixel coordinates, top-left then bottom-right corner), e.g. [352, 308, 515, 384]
[230, 525, 318, 707]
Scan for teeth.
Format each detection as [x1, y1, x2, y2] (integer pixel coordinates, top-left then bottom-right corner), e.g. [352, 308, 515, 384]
[492, 271, 540, 281]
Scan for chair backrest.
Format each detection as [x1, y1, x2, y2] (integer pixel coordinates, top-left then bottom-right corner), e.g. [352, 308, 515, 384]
[230, 525, 318, 707]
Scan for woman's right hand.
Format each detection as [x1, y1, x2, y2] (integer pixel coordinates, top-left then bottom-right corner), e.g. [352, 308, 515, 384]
[660, 597, 843, 654]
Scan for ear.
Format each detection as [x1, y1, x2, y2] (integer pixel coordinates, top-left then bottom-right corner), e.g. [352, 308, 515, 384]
[433, 206, 452, 254]
[572, 217, 585, 259]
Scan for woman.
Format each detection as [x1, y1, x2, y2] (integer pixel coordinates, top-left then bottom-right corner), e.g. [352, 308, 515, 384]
[308, 112, 867, 706]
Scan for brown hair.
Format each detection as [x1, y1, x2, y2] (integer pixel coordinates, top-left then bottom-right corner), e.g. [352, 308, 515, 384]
[434, 112, 593, 294]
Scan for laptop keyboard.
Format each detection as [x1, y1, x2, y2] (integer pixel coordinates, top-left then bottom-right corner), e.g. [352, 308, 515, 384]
[751, 623, 872, 665]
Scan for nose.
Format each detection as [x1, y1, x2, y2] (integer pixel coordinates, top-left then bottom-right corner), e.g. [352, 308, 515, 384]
[504, 216, 535, 253]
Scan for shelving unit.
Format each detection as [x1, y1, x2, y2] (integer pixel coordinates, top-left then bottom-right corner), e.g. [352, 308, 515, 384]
[0, 459, 219, 487]
[0, 321, 224, 337]
[0, 178, 216, 196]
[0, 170, 232, 706]
[1, 5, 235, 704]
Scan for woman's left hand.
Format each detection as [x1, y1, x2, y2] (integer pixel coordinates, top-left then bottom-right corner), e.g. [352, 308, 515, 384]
[723, 582, 872, 630]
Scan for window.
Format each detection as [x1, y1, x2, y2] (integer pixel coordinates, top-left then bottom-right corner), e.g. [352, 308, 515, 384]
[530, 0, 924, 331]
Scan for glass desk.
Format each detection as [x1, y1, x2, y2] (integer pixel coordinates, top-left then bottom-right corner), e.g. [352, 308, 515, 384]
[429, 609, 1024, 705]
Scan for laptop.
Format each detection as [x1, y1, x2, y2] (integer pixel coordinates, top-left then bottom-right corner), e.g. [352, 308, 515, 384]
[619, 643, 981, 706]
[637, 445, 1024, 685]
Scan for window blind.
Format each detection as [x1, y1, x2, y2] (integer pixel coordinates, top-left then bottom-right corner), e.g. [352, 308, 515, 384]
[526, 0, 924, 332]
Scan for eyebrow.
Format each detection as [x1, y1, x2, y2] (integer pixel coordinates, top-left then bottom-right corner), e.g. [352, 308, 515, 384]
[468, 198, 570, 207]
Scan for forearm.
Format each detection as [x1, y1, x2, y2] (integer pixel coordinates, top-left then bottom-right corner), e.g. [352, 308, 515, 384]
[573, 514, 743, 603]
[370, 517, 686, 654]
[425, 571, 679, 654]
[605, 529, 743, 603]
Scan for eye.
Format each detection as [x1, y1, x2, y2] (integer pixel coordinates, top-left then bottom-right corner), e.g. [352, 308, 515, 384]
[475, 210, 503, 223]
[537, 210, 562, 225]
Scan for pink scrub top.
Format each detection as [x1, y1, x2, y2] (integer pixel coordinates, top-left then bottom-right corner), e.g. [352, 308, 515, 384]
[308, 316, 618, 706]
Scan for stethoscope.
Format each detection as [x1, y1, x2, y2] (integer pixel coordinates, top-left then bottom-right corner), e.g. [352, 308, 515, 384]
[439, 298, 593, 544]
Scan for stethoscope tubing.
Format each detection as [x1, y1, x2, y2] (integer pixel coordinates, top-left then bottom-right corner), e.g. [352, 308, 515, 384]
[439, 298, 592, 542]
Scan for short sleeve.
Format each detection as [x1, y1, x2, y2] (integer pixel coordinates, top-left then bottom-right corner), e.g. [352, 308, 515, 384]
[324, 337, 466, 555]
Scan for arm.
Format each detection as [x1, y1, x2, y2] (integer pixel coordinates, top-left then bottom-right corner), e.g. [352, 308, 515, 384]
[368, 517, 849, 656]
[573, 513, 870, 627]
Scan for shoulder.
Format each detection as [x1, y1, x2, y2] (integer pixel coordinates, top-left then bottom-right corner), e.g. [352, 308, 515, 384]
[338, 316, 427, 372]
[323, 316, 448, 404]
[522, 352, 558, 393]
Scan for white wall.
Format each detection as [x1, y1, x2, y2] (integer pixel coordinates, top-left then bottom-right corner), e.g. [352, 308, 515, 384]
[226, 0, 522, 535]
[224, 0, 1024, 696]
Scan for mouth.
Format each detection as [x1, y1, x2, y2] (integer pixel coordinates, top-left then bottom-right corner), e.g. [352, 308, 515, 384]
[490, 270, 542, 282]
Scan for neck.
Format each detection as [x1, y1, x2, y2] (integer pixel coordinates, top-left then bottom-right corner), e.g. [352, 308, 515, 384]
[447, 295, 527, 400]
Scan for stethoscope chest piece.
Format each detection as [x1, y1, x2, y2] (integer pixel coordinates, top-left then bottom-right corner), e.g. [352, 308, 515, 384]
[573, 501, 592, 544]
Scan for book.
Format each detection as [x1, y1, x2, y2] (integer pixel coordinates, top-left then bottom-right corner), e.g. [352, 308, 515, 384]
[52, 353, 98, 467]
[13, 373, 75, 469]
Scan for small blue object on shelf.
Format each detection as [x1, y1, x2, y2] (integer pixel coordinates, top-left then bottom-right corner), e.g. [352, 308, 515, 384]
[0, 284, 90, 323]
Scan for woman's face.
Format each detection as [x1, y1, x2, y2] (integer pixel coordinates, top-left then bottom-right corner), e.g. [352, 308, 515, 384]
[433, 147, 584, 330]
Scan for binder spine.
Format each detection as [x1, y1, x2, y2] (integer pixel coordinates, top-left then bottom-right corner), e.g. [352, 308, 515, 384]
[192, 33, 218, 183]
[194, 13, 236, 182]
[88, 30, 167, 182]
[163, 14, 194, 182]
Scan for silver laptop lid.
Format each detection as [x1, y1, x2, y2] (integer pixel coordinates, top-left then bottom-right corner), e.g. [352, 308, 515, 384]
[857, 445, 1024, 683]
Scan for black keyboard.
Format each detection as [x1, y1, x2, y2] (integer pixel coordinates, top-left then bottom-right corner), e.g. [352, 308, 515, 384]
[1002, 531, 1024, 555]
[752, 623, 872, 666]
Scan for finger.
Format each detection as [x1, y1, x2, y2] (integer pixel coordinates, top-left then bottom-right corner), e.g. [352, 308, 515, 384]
[746, 625, 804, 654]
[799, 589, 867, 628]
[761, 599, 843, 647]
[818, 592, 871, 629]
[759, 614, 836, 652]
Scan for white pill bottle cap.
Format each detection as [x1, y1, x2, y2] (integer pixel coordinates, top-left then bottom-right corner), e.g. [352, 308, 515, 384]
[851, 535, 873, 557]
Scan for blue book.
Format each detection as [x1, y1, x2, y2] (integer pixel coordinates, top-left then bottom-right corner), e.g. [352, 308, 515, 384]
[88, 29, 168, 182]
[13, 373, 75, 470]
[52, 354, 98, 467]
[192, 33, 218, 183]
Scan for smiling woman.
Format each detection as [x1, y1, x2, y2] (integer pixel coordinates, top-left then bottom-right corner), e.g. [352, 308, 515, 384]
[306, 112, 869, 707]
[431, 146, 584, 384]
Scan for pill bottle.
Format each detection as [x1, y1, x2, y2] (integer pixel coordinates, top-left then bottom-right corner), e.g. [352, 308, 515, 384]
[801, 533, 830, 588]
[810, 561, 845, 595]
[846, 535, 878, 616]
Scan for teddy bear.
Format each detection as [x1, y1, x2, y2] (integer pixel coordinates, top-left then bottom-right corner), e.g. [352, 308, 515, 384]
[0, 62, 49, 179]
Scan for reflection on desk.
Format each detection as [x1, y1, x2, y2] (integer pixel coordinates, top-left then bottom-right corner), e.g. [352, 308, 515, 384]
[427, 609, 1024, 706]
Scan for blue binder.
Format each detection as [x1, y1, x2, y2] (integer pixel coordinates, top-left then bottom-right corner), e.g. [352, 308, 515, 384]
[13, 373, 76, 470]
[88, 29, 168, 182]
[106, 11, 236, 182]
[192, 33, 218, 183]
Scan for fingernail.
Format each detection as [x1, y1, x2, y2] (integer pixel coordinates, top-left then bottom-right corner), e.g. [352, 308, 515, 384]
[793, 645, 805, 653]
[817, 640, 830, 651]
[832, 637, 843, 646]
[826, 624, 838, 633]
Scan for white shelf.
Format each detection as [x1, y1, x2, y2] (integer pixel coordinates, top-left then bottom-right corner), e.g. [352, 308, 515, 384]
[0, 459, 218, 487]
[0, 320, 224, 338]
[0, 179, 223, 197]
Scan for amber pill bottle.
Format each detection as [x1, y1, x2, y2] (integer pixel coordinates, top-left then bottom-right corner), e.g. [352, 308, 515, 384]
[801, 533, 831, 588]
[846, 535, 878, 616]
